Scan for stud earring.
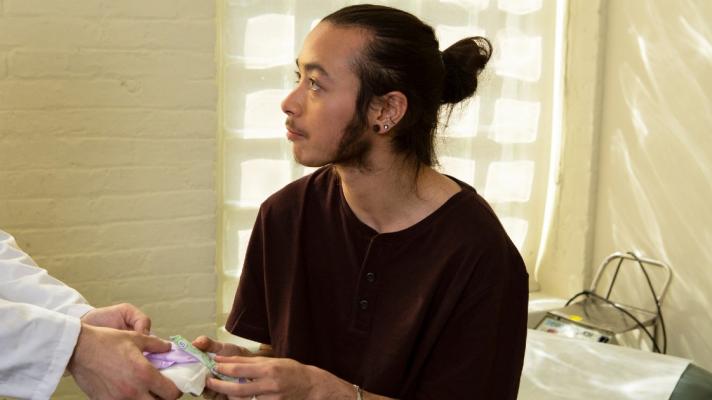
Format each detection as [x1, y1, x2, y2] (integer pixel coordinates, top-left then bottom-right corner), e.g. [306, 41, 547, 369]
[384, 124, 389, 131]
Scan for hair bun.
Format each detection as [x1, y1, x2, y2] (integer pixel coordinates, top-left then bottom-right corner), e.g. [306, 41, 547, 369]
[441, 36, 492, 104]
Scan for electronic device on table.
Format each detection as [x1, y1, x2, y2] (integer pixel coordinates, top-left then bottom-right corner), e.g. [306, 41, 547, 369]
[536, 252, 672, 353]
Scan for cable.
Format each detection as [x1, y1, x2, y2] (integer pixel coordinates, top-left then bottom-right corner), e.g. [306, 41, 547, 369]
[565, 290, 589, 306]
[562, 252, 668, 354]
[564, 289, 663, 353]
[627, 251, 667, 354]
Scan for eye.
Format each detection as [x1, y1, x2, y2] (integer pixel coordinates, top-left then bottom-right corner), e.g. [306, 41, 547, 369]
[294, 71, 301, 85]
[308, 78, 321, 92]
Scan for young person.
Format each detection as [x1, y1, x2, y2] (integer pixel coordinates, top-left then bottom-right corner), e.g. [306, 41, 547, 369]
[196, 4, 528, 399]
[0, 229, 181, 400]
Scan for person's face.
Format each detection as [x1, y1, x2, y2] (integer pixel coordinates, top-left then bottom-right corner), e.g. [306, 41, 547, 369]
[281, 22, 371, 167]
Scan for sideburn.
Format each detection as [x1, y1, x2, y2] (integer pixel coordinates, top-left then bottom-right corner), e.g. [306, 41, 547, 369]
[331, 112, 372, 170]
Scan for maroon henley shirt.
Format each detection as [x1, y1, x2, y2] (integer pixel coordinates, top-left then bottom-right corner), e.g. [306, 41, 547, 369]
[227, 166, 528, 399]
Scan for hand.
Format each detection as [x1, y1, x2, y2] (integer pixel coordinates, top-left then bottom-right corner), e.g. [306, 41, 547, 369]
[192, 335, 252, 357]
[68, 323, 181, 400]
[81, 303, 152, 334]
[206, 356, 320, 400]
[193, 336, 251, 400]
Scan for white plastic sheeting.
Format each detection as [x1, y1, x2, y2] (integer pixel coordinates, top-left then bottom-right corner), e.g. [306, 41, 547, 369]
[519, 329, 689, 399]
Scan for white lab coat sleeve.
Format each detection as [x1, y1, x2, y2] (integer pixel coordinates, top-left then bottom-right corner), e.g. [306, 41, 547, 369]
[0, 230, 94, 399]
[0, 299, 83, 400]
[0, 230, 94, 318]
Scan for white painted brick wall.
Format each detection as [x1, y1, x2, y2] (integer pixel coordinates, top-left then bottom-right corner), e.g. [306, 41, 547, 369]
[0, 1, 217, 398]
[0, 52, 7, 78]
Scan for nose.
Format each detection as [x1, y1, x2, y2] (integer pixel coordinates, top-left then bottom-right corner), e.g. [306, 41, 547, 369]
[281, 86, 303, 117]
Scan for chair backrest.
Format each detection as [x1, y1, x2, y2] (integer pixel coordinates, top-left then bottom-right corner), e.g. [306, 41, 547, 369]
[590, 252, 672, 312]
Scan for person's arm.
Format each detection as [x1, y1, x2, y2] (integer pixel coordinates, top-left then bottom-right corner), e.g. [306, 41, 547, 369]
[0, 298, 85, 399]
[0, 300, 181, 400]
[200, 242, 526, 400]
[407, 243, 529, 400]
[206, 355, 396, 400]
[1, 230, 180, 399]
[1, 230, 159, 334]
[0, 229, 93, 318]
[192, 337, 396, 400]
[0, 230, 90, 398]
[67, 323, 181, 400]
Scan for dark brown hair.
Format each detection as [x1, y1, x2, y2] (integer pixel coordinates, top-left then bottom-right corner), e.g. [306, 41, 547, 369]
[323, 4, 492, 166]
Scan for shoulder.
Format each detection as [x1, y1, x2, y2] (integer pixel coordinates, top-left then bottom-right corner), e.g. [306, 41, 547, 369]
[443, 184, 509, 245]
[437, 182, 527, 280]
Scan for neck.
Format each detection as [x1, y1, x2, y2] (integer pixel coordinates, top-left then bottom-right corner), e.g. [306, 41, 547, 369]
[334, 155, 460, 233]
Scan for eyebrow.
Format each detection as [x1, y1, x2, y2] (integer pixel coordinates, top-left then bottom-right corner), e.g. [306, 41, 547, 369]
[295, 59, 331, 79]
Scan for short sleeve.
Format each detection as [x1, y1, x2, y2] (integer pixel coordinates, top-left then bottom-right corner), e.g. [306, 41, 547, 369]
[410, 242, 529, 400]
[225, 206, 271, 345]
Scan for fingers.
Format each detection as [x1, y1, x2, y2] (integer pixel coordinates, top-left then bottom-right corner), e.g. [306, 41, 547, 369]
[131, 346, 181, 400]
[120, 303, 152, 334]
[206, 377, 266, 398]
[145, 368, 182, 400]
[80, 303, 153, 334]
[129, 333, 181, 399]
[69, 326, 181, 400]
[130, 311, 151, 335]
[193, 335, 216, 352]
[135, 333, 173, 354]
[193, 335, 225, 353]
[214, 362, 264, 381]
[214, 355, 262, 364]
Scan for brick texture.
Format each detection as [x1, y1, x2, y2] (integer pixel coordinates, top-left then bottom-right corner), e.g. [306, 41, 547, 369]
[0, 1, 217, 398]
[0, 52, 7, 78]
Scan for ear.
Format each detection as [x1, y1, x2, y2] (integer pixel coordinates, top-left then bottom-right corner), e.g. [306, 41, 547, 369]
[368, 91, 408, 134]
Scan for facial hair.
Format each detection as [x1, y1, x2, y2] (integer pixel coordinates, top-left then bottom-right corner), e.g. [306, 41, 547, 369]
[329, 112, 372, 169]
[288, 112, 373, 169]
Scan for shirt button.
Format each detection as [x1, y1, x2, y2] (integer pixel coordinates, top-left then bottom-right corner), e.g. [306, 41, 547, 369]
[366, 272, 376, 283]
[359, 299, 369, 310]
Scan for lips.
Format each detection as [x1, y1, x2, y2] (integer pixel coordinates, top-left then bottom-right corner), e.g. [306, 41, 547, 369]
[285, 121, 307, 139]
[287, 128, 305, 137]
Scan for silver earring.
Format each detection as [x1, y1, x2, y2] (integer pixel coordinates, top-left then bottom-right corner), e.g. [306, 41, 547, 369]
[384, 124, 389, 130]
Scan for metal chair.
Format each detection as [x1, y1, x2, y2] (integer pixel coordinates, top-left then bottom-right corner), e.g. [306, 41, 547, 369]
[536, 252, 672, 351]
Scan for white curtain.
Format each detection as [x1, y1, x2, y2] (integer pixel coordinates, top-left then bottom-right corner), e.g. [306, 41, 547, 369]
[218, 0, 564, 329]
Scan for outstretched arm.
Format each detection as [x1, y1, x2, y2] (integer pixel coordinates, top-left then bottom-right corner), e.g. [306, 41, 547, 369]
[193, 336, 395, 400]
[1, 230, 179, 399]
[208, 355, 396, 400]
[68, 323, 181, 400]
